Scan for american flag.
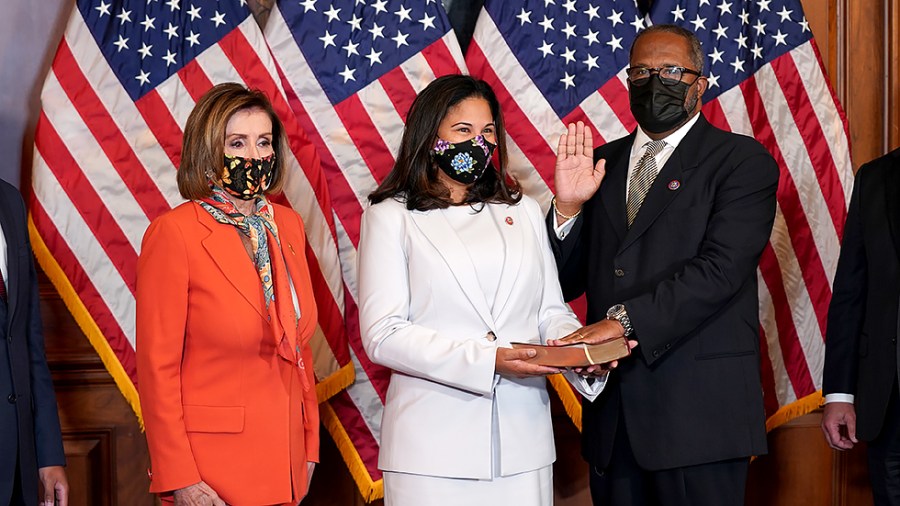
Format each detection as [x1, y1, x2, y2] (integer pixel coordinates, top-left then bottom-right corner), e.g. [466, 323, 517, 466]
[467, 0, 853, 431]
[264, 0, 467, 499]
[28, 0, 353, 427]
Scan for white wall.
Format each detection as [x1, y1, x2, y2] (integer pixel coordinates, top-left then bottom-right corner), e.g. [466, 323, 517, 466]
[0, 1, 73, 188]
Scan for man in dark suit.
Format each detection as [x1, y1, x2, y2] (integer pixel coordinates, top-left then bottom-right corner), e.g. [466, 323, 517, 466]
[0, 179, 68, 506]
[822, 147, 900, 505]
[547, 25, 778, 505]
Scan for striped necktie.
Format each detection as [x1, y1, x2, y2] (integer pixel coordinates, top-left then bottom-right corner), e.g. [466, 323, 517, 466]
[626, 140, 667, 227]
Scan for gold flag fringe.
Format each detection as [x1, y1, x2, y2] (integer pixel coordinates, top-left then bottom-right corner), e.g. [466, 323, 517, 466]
[548, 369, 825, 436]
[28, 215, 145, 427]
[320, 402, 384, 502]
[315, 362, 355, 403]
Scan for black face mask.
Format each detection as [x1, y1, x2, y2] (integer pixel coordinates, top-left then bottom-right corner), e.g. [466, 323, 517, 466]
[221, 153, 276, 200]
[430, 135, 497, 184]
[629, 75, 697, 134]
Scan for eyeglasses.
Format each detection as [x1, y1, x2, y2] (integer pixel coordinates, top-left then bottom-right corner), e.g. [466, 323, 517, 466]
[626, 66, 701, 86]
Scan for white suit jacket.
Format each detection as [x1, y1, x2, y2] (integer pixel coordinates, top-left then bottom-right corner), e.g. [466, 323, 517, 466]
[358, 195, 604, 480]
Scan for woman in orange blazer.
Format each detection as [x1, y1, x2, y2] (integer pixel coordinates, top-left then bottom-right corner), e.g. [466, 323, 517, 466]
[136, 83, 319, 506]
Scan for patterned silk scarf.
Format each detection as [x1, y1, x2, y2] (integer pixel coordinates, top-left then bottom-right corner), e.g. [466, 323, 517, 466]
[197, 185, 298, 365]
[198, 185, 279, 307]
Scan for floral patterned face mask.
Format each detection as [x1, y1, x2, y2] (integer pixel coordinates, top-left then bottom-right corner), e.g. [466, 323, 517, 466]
[221, 153, 276, 200]
[430, 135, 496, 185]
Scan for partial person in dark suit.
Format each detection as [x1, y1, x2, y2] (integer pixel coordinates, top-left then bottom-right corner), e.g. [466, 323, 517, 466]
[0, 179, 68, 506]
[822, 147, 900, 505]
[546, 24, 779, 506]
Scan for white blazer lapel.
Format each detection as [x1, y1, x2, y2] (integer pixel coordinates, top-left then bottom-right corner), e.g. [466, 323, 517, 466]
[409, 209, 497, 330]
[488, 203, 525, 319]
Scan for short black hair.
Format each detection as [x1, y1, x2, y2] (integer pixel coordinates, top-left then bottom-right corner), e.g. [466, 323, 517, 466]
[630, 24, 705, 74]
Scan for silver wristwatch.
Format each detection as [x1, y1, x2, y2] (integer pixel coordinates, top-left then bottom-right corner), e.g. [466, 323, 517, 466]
[606, 304, 634, 336]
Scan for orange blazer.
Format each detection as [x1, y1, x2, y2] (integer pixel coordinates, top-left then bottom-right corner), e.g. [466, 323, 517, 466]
[136, 201, 319, 505]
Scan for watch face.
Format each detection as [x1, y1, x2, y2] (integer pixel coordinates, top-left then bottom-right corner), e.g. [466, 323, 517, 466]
[608, 304, 625, 317]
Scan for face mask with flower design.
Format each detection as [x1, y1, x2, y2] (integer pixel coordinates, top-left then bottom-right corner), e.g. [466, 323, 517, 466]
[220, 153, 276, 200]
[430, 135, 497, 184]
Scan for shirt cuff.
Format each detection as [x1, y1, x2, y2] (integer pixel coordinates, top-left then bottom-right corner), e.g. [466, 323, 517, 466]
[564, 369, 608, 402]
[824, 393, 854, 404]
[553, 215, 579, 240]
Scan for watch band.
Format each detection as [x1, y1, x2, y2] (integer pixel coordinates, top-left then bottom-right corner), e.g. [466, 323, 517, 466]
[607, 304, 634, 336]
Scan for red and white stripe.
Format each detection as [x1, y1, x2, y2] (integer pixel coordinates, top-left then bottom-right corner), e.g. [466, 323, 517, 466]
[469, 8, 853, 426]
[31, 11, 351, 391]
[264, 2, 470, 487]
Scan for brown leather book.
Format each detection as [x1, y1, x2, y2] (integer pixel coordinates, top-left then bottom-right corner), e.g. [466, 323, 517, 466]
[511, 336, 631, 367]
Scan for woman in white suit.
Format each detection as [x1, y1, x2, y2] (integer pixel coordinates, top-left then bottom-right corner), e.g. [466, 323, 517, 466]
[357, 75, 610, 505]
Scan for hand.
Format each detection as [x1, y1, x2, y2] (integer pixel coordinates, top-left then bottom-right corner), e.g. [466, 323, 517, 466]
[495, 347, 561, 378]
[554, 121, 606, 219]
[572, 363, 614, 377]
[570, 339, 639, 375]
[551, 320, 626, 346]
[174, 481, 226, 506]
[38, 466, 68, 506]
[821, 402, 858, 450]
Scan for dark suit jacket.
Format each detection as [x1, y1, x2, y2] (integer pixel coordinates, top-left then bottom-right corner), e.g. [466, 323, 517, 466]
[823, 148, 900, 441]
[550, 115, 778, 470]
[0, 179, 65, 505]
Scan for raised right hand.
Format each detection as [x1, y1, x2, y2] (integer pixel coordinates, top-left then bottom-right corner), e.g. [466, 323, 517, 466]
[174, 481, 226, 506]
[495, 347, 560, 378]
[821, 402, 858, 450]
[554, 121, 606, 216]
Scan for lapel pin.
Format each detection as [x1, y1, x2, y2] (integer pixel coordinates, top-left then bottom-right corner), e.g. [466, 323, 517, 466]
[667, 180, 681, 190]
[505, 216, 514, 225]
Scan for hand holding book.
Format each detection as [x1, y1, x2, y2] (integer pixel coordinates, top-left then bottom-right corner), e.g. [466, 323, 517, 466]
[512, 335, 632, 368]
[523, 320, 640, 374]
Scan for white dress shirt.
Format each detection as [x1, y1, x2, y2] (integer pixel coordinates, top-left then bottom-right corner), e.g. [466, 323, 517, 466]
[825, 393, 854, 404]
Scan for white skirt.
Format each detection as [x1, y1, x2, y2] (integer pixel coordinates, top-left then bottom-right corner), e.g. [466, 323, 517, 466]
[382, 465, 553, 506]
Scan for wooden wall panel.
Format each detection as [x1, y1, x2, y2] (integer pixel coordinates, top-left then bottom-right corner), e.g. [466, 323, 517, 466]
[802, 0, 835, 78]
[889, 0, 900, 148]
[746, 412, 873, 506]
[839, 0, 887, 168]
[40, 276, 154, 506]
[62, 435, 109, 506]
[799, 0, 899, 167]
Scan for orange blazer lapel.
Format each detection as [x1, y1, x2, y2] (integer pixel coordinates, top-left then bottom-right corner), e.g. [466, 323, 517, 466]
[194, 203, 267, 318]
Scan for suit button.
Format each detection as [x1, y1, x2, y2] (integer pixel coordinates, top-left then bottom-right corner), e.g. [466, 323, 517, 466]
[614, 269, 625, 277]
[665, 343, 671, 349]
[652, 350, 660, 358]
[7, 394, 17, 403]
